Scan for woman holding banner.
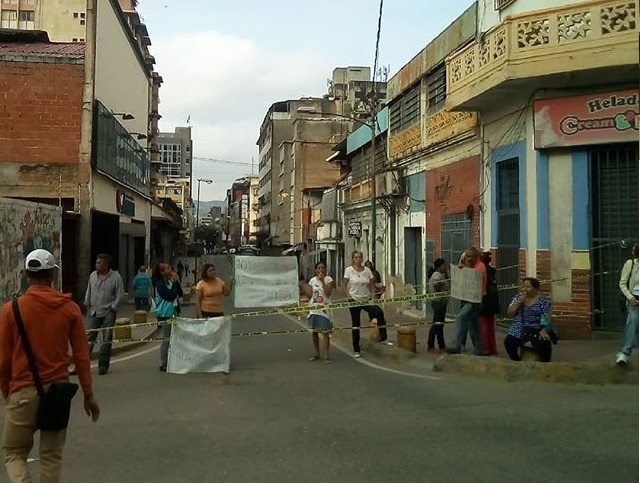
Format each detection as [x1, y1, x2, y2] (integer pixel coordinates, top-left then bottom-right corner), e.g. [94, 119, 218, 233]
[155, 263, 183, 372]
[196, 264, 233, 318]
[302, 261, 334, 363]
[343, 251, 393, 358]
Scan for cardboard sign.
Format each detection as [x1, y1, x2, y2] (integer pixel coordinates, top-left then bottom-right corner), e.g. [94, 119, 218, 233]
[167, 317, 231, 374]
[450, 266, 483, 303]
[233, 256, 299, 308]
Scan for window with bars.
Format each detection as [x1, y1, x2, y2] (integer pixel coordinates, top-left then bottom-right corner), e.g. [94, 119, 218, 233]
[389, 83, 421, 133]
[426, 65, 446, 114]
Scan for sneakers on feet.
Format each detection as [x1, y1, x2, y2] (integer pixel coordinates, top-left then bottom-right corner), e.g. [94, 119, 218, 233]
[445, 347, 461, 355]
[615, 352, 629, 366]
[354, 352, 361, 358]
[380, 341, 393, 346]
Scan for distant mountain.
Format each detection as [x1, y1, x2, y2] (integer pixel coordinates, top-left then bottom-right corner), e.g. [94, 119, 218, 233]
[197, 200, 226, 215]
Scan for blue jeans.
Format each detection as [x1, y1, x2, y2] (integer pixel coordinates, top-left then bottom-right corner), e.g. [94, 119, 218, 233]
[619, 302, 639, 356]
[449, 301, 483, 355]
[87, 311, 116, 372]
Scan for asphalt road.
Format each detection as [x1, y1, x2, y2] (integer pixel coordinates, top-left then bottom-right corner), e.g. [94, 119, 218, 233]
[3, 256, 638, 483]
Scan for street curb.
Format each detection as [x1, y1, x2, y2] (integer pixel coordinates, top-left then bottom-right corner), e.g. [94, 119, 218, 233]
[331, 326, 417, 362]
[433, 354, 639, 385]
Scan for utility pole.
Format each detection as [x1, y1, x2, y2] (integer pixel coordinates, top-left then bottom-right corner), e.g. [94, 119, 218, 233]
[77, 0, 97, 302]
[370, 112, 377, 267]
[194, 178, 212, 284]
[369, 76, 378, 267]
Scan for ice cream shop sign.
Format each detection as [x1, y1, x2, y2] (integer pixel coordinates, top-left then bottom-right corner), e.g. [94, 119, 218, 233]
[534, 90, 638, 149]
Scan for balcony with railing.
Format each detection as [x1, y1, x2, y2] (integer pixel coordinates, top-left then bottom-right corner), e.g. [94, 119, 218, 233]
[446, 0, 638, 110]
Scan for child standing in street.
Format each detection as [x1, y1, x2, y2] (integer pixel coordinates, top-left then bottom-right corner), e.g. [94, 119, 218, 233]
[427, 258, 449, 353]
[303, 261, 334, 363]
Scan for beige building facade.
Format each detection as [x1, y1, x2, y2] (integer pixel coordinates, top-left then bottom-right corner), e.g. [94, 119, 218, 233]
[0, 0, 86, 41]
[445, 0, 639, 337]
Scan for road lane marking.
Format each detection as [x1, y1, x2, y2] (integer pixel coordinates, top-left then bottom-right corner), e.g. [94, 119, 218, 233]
[284, 314, 440, 381]
[90, 344, 159, 369]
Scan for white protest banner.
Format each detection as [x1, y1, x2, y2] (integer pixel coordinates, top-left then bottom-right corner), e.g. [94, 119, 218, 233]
[233, 256, 299, 308]
[450, 266, 483, 303]
[167, 317, 231, 374]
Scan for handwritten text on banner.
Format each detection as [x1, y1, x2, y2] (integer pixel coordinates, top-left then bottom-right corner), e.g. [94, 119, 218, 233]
[450, 266, 483, 303]
[234, 256, 299, 308]
[167, 317, 231, 374]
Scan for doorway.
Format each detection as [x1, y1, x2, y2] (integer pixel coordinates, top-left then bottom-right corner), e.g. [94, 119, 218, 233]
[441, 213, 471, 315]
[404, 227, 423, 310]
[496, 157, 520, 318]
[590, 143, 639, 331]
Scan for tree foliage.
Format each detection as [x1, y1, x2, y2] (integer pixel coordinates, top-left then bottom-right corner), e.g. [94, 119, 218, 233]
[194, 225, 221, 248]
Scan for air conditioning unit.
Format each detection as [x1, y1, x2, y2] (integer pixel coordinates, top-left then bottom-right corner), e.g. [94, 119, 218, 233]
[375, 171, 404, 196]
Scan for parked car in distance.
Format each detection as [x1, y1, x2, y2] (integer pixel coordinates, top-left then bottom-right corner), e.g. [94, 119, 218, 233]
[237, 245, 260, 256]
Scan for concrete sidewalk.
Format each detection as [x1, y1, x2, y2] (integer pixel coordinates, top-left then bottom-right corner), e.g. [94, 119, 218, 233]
[329, 304, 638, 385]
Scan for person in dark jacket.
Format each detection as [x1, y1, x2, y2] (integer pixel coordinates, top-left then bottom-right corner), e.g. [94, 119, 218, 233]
[479, 250, 500, 355]
[364, 260, 385, 299]
[154, 263, 183, 372]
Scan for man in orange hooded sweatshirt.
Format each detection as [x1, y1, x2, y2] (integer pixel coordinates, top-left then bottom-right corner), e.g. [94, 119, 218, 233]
[0, 249, 100, 482]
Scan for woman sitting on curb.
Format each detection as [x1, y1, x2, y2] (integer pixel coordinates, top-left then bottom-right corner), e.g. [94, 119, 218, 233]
[504, 277, 558, 362]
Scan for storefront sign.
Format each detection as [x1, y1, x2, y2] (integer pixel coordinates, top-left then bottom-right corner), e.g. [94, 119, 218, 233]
[348, 220, 362, 238]
[534, 90, 638, 148]
[116, 190, 136, 217]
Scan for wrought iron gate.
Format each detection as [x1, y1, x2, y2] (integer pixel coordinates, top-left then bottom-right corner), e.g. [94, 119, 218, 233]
[496, 158, 520, 318]
[441, 212, 471, 315]
[590, 143, 639, 331]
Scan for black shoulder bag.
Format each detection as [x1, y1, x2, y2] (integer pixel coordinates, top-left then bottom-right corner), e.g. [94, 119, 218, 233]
[11, 298, 79, 431]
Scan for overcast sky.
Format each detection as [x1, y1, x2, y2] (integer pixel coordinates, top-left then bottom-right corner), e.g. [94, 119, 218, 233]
[138, 0, 474, 201]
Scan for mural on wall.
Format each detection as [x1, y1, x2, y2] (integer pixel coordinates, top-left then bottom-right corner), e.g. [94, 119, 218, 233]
[0, 198, 62, 302]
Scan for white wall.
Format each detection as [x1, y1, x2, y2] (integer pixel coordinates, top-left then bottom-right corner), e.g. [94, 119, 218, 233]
[93, 174, 151, 222]
[95, 0, 150, 138]
[479, 0, 572, 33]
[548, 151, 572, 302]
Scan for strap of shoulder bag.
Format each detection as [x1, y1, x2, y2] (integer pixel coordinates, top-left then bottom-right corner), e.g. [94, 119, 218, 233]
[11, 298, 45, 397]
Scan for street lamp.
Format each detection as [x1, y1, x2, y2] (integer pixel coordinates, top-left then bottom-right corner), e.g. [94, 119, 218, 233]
[301, 109, 379, 267]
[111, 111, 135, 120]
[195, 178, 213, 283]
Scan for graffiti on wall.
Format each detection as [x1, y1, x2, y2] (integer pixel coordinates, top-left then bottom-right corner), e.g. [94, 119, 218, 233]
[0, 199, 62, 302]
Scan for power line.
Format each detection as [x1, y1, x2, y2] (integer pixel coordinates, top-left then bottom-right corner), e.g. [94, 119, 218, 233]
[193, 157, 253, 167]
